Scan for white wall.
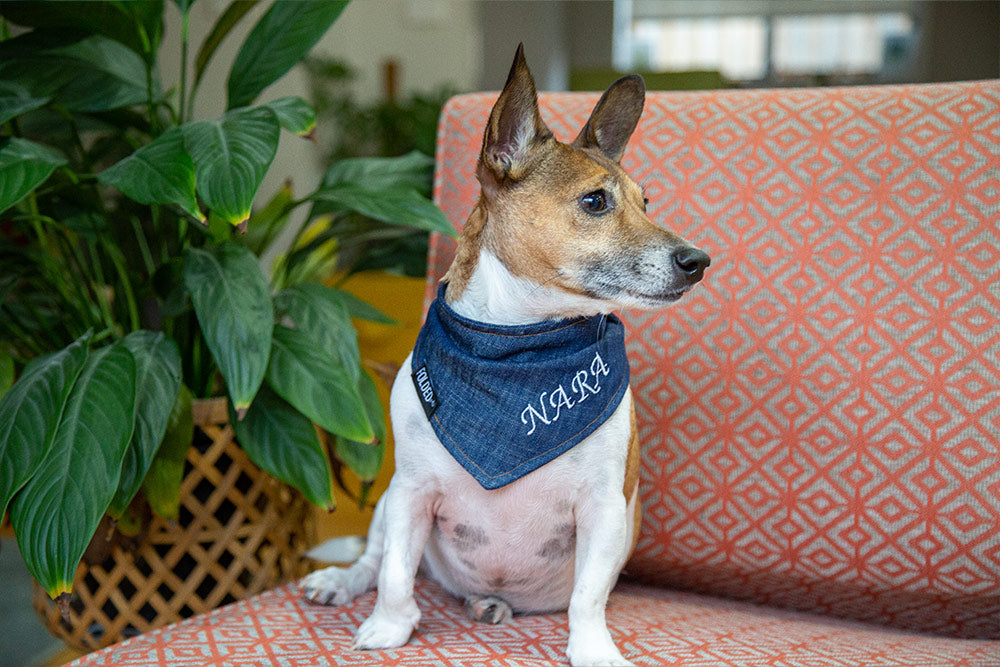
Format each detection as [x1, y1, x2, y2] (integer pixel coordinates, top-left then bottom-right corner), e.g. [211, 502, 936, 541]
[314, 0, 481, 103]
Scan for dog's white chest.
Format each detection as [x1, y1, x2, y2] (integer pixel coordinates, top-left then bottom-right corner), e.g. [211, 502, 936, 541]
[390, 354, 635, 613]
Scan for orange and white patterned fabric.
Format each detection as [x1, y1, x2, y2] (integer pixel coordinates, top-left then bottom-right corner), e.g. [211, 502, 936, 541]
[71, 578, 999, 666]
[428, 81, 1000, 639]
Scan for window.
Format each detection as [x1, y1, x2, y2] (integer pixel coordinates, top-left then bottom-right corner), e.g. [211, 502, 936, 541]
[616, 1, 919, 84]
[772, 13, 914, 75]
[632, 17, 768, 80]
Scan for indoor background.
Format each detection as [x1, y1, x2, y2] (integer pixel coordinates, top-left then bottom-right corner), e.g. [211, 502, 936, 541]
[2, 2, 997, 666]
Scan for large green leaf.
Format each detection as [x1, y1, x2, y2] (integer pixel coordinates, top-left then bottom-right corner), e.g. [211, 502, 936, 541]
[227, 0, 347, 109]
[267, 325, 373, 443]
[0, 33, 155, 112]
[99, 127, 204, 223]
[230, 385, 334, 510]
[0, 1, 164, 64]
[0, 333, 90, 519]
[47, 36, 155, 110]
[309, 182, 456, 238]
[183, 242, 273, 415]
[182, 107, 280, 226]
[143, 384, 193, 520]
[323, 151, 435, 194]
[274, 283, 361, 382]
[263, 96, 316, 137]
[108, 332, 183, 520]
[0, 138, 67, 215]
[0, 81, 49, 126]
[333, 369, 386, 482]
[11, 342, 137, 597]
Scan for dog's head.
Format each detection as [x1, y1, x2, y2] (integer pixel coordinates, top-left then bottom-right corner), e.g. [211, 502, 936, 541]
[462, 44, 709, 313]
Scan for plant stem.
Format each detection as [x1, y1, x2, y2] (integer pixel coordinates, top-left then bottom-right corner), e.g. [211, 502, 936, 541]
[190, 322, 203, 396]
[52, 107, 89, 168]
[46, 223, 100, 327]
[179, 6, 190, 124]
[132, 15, 161, 137]
[86, 238, 117, 335]
[130, 215, 157, 277]
[0, 315, 47, 361]
[21, 208, 93, 330]
[272, 199, 344, 289]
[104, 239, 141, 333]
[25, 197, 56, 259]
[177, 214, 189, 252]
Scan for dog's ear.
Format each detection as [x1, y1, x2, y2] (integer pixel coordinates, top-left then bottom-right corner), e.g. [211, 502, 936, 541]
[480, 43, 552, 184]
[572, 75, 645, 162]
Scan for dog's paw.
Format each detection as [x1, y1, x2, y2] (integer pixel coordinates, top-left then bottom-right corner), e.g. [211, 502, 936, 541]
[300, 566, 363, 606]
[464, 595, 513, 624]
[567, 634, 634, 667]
[352, 609, 418, 650]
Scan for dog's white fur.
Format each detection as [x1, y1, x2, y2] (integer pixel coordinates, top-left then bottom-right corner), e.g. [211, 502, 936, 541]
[303, 250, 638, 665]
[302, 46, 708, 667]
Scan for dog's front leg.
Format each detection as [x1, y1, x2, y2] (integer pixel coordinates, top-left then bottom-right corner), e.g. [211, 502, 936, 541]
[352, 480, 434, 650]
[566, 492, 634, 667]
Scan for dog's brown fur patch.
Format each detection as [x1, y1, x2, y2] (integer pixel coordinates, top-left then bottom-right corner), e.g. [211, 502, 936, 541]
[442, 200, 487, 300]
[625, 400, 642, 557]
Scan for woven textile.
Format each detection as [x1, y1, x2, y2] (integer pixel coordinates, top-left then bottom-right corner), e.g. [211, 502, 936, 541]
[428, 81, 1000, 638]
[68, 577, 999, 666]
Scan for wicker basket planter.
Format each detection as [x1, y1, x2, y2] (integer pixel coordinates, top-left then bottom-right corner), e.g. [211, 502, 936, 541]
[31, 397, 315, 652]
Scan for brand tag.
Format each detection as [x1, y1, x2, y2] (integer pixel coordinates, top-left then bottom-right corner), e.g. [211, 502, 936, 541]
[411, 365, 438, 419]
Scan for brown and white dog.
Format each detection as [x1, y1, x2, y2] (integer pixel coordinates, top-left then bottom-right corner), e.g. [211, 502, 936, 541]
[302, 45, 709, 666]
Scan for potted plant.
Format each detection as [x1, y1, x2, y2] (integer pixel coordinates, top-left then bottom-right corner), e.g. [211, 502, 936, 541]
[0, 0, 455, 650]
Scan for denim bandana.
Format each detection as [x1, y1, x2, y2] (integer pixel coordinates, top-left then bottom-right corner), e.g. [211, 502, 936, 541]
[411, 283, 630, 490]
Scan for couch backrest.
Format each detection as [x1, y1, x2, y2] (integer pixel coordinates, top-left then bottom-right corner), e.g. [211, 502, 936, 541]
[429, 81, 1000, 639]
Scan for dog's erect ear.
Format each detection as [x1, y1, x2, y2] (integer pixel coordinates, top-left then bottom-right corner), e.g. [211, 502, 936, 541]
[572, 75, 645, 162]
[480, 44, 552, 183]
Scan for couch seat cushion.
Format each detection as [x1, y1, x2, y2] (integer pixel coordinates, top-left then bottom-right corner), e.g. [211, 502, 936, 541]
[69, 577, 998, 666]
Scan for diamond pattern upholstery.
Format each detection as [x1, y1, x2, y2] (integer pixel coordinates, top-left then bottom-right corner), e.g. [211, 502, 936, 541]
[71, 579, 999, 666]
[428, 81, 1000, 639]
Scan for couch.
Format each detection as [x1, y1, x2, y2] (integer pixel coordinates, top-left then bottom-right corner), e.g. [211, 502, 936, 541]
[71, 80, 1000, 666]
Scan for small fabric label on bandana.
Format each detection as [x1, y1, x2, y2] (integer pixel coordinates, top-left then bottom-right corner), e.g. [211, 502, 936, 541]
[412, 283, 630, 490]
[411, 365, 439, 419]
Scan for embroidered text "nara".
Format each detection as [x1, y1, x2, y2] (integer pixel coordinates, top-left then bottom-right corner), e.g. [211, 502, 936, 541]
[520, 351, 610, 435]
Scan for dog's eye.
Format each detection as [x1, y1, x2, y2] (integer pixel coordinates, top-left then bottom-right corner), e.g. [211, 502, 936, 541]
[580, 190, 609, 214]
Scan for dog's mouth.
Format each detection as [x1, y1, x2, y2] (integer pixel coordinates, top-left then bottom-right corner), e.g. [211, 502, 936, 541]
[624, 285, 691, 304]
[582, 279, 693, 306]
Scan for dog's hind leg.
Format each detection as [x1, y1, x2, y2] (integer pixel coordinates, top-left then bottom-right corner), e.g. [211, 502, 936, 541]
[300, 494, 387, 606]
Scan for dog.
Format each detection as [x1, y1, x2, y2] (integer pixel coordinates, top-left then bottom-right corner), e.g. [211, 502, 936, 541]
[302, 44, 710, 666]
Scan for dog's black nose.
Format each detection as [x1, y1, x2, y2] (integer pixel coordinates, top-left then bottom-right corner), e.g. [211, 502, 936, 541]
[672, 247, 711, 283]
